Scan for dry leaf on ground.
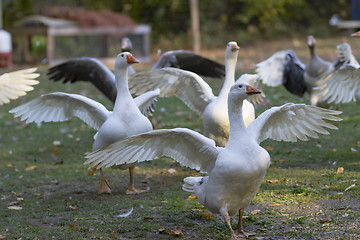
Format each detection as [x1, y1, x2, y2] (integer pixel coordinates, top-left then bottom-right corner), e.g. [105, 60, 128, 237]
[202, 212, 214, 219]
[251, 209, 261, 215]
[319, 218, 332, 224]
[8, 206, 22, 210]
[69, 204, 77, 210]
[170, 226, 184, 237]
[25, 165, 37, 171]
[335, 167, 344, 175]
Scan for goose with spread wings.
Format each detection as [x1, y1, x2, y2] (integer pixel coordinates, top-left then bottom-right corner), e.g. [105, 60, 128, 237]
[0, 68, 39, 105]
[47, 38, 225, 104]
[10, 52, 159, 195]
[129, 41, 262, 147]
[256, 35, 343, 107]
[85, 77, 341, 239]
[315, 42, 360, 104]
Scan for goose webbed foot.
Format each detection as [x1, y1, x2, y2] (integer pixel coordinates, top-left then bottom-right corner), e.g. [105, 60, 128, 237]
[125, 185, 147, 195]
[98, 169, 111, 194]
[126, 166, 147, 194]
[235, 208, 256, 238]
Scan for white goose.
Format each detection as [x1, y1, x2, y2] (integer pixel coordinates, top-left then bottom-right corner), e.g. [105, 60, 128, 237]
[316, 43, 360, 104]
[9, 52, 159, 195]
[0, 68, 39, 105]
[84, 75, 341, 239]
[129, 41, 258, 147]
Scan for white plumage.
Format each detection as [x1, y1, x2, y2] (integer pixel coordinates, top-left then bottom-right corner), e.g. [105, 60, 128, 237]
[0, 68, 39, 105]
[10, 52, 159, 195]
[129, 41, 259, 147]
[315, 43, 360, 104]
[85, 78, 341, 239]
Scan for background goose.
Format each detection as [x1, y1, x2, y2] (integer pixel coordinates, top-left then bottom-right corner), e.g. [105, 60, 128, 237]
[316, 43, 360, 104]
[256, 35, 342, 106]
[84, 79, 341, 240]
[129, 42, 260, 147]
[10, 52, 159, 195]
[0, 68, 39, 105]
[47, 38, 225, 103]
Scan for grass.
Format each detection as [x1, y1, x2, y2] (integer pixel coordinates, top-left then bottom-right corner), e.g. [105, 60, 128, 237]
[1, 36, 360, 239]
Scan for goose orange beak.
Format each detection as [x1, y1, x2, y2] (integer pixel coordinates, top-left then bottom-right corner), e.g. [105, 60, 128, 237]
[246, 85, 261, 95]
[231, 43, 240, 52]
[126, 54, 139, 64]
[351, 31, 360, 37]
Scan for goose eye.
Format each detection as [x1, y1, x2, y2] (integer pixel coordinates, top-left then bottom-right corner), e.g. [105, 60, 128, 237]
[238, 85, 243, 88]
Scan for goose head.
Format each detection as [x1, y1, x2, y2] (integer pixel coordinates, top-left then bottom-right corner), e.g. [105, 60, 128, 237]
[115, 52, 139, 69]
[225, 41, 240, 60]
[228, 77, 261, 106]
[336, 43, 352, 62]
[307, 35, 316, 48]
[121, 37, 133, 52]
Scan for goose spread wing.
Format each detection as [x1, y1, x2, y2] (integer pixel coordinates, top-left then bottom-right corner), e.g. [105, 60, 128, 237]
[133, 89, 160, 117]
[152, 50, 225, 78]
[0, 68, 39, 105]
[9, 92, 110, 130]
[256, 50, 305, 87]
[129, 68, 215, 115]
[248, 103, 342, 144]
[85, 128, 220, 173]
[316, 64, 360, 104]
[47, 57, 117, 102]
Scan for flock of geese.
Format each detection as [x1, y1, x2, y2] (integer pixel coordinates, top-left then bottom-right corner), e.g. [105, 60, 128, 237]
[3, 33, 359, 239]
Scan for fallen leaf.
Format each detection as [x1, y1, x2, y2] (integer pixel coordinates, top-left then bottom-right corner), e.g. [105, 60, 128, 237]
[251, 209, 261, 215]
[266, 145, 274, 151]
[319, 218, 332, 224]
[0, 234, 6, 239]
[7, 201, 20, 206]
[335, 167, 344, 175]
[69, 224, 76, 229]
[187, 195, 197, 199]
[167, 168, 177, 174]
[69, 204, 77, 210]
[52, 147, 60, 155]
[268, 203, 282, 207]
[25, 165, 37, 171]
[192, 209, 204, 212]
[157, 228, 166, 233]
[342, 213, 349, 218]
[202, 212, 214, 219]
[8, 206, 22, 210]
[169, 226, 184, 237]
[281, 177, 287, 182]
[7, 164, 15, 169]
[267, 179, 279, 184]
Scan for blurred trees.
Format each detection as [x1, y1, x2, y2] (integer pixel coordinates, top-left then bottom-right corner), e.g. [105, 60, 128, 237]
[2, 0, 351, 49]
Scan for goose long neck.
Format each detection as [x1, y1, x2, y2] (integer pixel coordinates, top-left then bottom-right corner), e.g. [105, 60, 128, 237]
[227, 98, 247, 145]
[309, 45, 316, 58]
[114, 66, 132, 105]
[218, 56, 237, 99]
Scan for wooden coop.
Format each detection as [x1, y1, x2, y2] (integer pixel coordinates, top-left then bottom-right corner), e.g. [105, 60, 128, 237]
[6, 7, 151, 66]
